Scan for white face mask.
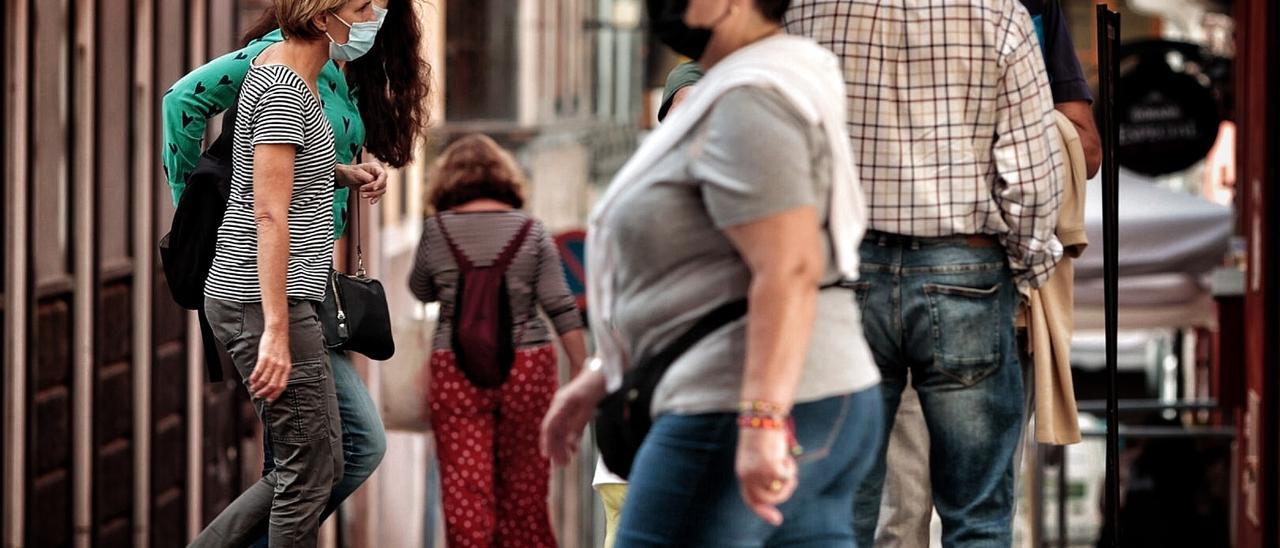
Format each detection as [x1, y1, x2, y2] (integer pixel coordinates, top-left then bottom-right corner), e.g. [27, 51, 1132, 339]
[327, 7, 386, 62]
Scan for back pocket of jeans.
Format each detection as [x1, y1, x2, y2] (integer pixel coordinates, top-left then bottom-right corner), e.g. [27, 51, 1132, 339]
[270, 359, 330, 443]
[851, 281, 871, 314]
[922, 283, 1001, 386]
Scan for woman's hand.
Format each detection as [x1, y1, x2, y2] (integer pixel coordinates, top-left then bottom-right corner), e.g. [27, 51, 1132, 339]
[540, 368, 607, 466]
[250, 326, 291, 402]
[335, 162, 389, 204]
[736, 427, 798, 526]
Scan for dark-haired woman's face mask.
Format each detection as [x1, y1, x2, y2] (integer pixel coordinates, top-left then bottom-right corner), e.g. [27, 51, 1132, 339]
[648, 0, 731, 61]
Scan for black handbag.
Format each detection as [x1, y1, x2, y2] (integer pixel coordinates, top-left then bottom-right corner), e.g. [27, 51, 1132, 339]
[593, 298, 748, 479]
[318, 187, 395, 361]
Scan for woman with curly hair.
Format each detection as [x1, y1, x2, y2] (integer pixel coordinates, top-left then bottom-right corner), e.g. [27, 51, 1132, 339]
[162, 0, 432, 542]
[410, 134, 589, 547]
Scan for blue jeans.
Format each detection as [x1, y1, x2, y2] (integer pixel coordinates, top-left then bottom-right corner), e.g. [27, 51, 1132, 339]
[252, 351, 387, 546]
[616, 389, 883, 547]
[851, 233, 1025, 547]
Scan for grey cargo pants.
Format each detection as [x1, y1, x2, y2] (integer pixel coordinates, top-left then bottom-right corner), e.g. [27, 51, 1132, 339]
[191, 298, 344, 548]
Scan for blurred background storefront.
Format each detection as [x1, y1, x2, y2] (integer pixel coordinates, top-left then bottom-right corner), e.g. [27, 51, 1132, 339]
[2, 0, 1279, 547]
[1, 0, 658, 546]
[1010, 1, 1280, 547]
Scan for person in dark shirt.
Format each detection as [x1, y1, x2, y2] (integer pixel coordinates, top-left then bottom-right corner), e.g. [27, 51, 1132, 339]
[1024, 0, 1103, 177]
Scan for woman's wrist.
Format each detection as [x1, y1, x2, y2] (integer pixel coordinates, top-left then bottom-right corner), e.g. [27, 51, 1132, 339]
[571, 362, 608, 400]
[737, 414, 788, 430]
[334, 163, 353, 188]
[738, 399, 789, 417]
[738, 399, 788, 430]
[737, 404, 803, 456]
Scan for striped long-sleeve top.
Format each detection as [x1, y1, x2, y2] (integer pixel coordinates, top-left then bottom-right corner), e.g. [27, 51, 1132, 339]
[409, 210, 584, 349]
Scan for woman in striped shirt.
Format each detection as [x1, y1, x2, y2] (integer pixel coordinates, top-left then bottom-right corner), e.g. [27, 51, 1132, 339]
[192, 1, 379, 546]
[409, 134, 589, 547]
[164, 0, 432, 542]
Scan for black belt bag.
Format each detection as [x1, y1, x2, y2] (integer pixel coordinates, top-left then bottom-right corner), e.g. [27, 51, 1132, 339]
[593, 299, 748, 479]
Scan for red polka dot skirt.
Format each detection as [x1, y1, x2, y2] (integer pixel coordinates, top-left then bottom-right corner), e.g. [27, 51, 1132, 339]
[427, 344, 559, 547]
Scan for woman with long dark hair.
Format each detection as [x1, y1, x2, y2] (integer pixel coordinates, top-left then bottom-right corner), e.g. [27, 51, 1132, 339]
[162, 0, 432, 539]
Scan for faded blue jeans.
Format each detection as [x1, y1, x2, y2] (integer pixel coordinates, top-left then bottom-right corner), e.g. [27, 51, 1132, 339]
[851, 232, 1024, 547]
[251, 351, 387, 547]
[616, 389, 883, 547]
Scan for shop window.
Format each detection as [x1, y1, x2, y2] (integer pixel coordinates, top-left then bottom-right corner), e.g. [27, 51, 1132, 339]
[446, 0, 518, 121]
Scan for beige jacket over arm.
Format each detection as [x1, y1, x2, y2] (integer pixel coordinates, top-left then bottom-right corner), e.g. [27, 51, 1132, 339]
[1029, 110, 1088, 445]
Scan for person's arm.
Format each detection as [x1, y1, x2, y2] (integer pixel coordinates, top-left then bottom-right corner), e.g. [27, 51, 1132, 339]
[1056, 101, 1102, 178]
[161, 43, 265, 204]
[722, 207, 823, 526]
[248, 143, 296, 402]
[1038, 0, 1102, 177]
[993, 8, 1065, 289]
[245, 84, 309, 402]
[533, 224, 588, 377]
[407, 222, 439, 303]
[691, 87, 830, 524]
[540, 360, 607, 466]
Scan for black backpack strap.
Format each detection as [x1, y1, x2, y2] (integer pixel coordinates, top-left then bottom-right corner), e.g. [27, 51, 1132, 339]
[639, 298, 748, 372]
[197, 305, 224, 382]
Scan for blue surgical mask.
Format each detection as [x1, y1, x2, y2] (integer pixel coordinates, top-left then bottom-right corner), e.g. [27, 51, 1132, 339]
[327, 10, 384, 62]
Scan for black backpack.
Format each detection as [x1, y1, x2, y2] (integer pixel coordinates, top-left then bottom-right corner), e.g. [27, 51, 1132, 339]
[158, 101, 237, 381]
[435, 215, 534, 388]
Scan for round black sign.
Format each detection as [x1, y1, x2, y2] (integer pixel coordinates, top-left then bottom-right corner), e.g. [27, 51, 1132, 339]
[1115, 59, 1221, 176]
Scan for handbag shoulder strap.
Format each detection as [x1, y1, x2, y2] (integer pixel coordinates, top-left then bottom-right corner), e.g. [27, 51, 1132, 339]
[349, 152, 368, 278]
[634, 298, 748, 373]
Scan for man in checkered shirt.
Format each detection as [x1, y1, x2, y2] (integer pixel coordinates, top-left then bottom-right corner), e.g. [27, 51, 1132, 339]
[785, 0, 1066, 545]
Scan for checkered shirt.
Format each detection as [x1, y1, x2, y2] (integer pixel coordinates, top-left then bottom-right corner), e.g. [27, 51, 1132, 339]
[786, 0, 1065, 288]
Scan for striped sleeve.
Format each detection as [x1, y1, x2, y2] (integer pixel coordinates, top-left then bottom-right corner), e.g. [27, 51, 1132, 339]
[251, 84, 308, 149]
[534, 223, 584, 335]
[408, 224, 438, 303]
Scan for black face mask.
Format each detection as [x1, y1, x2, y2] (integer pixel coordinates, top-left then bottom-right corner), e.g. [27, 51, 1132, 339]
[648, 0, 723, 61]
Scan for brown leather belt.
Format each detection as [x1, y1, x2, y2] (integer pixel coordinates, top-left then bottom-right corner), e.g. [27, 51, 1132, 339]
[864, 230, 1001, 249]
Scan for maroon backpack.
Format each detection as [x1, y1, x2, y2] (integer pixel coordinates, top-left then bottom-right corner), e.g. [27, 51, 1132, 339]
[435, 215, 535, 388]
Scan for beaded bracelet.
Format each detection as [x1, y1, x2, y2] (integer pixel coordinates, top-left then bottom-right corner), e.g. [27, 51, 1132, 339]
[737, 414, 788, 430]
[738, 400, 788, 416]
[737, 415, 805, 456]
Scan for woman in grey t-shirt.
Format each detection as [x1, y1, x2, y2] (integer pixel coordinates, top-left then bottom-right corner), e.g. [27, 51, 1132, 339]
[542, 1, 882, 545]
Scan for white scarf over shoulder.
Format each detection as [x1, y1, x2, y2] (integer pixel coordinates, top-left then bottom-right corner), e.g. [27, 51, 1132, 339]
[586, 34, 867, 391]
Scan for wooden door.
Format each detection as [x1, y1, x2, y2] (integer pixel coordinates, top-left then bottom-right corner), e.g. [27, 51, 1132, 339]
[1235, 0, 1280, 546]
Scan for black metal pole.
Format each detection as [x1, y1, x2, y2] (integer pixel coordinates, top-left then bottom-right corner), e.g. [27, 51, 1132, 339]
[1034, 444, 1046, 547]
[1058, 446, 1068, 548]
[1096, 5, 1122, 547]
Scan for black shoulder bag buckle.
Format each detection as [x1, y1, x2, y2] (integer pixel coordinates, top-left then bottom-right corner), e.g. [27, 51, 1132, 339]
[592, 298, 748, 479]
[318, 177, 395, 361]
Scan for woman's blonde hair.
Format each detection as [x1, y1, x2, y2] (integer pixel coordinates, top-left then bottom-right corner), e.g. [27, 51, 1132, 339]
[425, 134, 528, 214]
[272, 0, 347, 41]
